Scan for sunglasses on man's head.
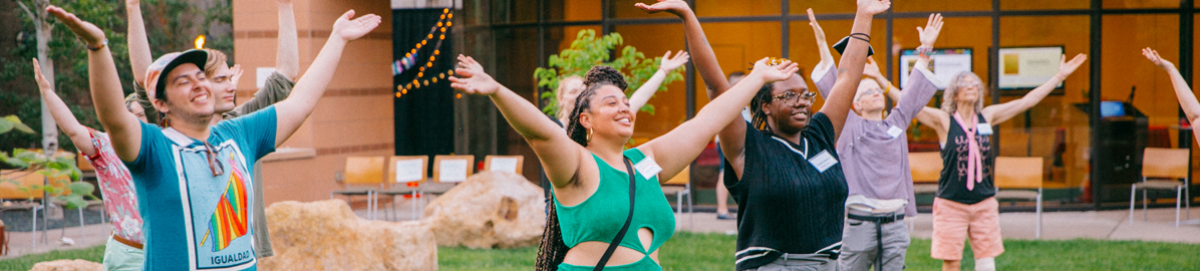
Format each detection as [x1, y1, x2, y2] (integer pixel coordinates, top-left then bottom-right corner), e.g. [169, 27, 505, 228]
[203, 141, 225, 177]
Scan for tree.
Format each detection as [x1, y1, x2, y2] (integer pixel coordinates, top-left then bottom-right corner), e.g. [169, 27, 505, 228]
[534, 29, 684, 117]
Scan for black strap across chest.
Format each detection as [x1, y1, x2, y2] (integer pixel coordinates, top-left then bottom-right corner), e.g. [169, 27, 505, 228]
[593, 158, 637, 271]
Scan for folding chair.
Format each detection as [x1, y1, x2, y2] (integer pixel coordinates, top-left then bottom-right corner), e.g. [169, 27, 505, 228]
[379, 156, 428, 221]
[994, 157, 1044, 239]
[425, 155, 475, 197]
[1130, 147, 1190, 227]
[483, 155, 524, 175]
[330, 156, 386, 220]
[908, 152, 943, 195]
[661, 166, 692, 228]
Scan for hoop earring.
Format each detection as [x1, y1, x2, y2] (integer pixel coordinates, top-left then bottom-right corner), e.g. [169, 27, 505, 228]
[586, 128, 593, 142]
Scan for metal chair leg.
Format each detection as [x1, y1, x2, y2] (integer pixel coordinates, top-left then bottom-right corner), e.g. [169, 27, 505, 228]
[1144, 189, 1149, 221]
[79, 208, 85, 244]
[1176, 186, 1182, 228]
[1130, 184, 1136, 225]
[1036, 188, 1043, 240]
[31, 206, 39, 249]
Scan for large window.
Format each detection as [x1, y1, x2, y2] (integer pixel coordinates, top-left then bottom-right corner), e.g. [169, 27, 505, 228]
[462, 0, 1200, 210]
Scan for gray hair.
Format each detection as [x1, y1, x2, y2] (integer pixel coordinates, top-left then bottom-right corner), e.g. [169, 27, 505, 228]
[941, 71, 985, 114]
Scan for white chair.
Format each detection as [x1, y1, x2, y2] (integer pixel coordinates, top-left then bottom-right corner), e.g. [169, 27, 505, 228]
[661, 166, 692, 228]
[425, 155, 475, 197]
[1130, 148, 1190, 227]
[379, 156, 428, 221]
[994, 157, 1045, 239]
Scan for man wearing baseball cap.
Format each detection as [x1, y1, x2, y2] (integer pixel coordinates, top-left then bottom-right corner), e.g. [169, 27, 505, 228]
[47, 5, 381, 270]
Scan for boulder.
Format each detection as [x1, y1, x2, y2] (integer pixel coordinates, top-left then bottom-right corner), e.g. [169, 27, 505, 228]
[28, 259, 102, 271]
[258, 200, 437, 271]
[424, 171, 546, 248]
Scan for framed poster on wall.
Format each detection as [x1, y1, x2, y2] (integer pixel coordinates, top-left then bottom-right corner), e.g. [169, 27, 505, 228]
[998, 46, 1065, 90]
[898, 48, 973, 90]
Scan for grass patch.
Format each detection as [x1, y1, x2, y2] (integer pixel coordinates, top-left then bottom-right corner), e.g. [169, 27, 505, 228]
[5, 234, 1199, 270]
[0, 245, 104, 271]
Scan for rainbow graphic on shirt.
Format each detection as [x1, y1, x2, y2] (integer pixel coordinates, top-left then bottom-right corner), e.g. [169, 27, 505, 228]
[199, 154, 249, 252]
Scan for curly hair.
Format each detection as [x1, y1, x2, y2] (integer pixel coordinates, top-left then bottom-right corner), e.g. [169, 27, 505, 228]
[565, 66, 628, 147]
[534, 200, 570, 270]
[941, 71, 985, 114]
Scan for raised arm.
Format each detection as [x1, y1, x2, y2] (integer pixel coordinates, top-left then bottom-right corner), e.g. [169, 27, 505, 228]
[809, 8, 836, 81]
[820, 0, 892, 138]
[641, 58, 799, 182]
[1144, 48, 1200, 142]
[125, 0, 153, 87]
[273, 10, 381, 146]
[637, 0, 729, 97]
[33, 59, 95, 156]
[982, 53, 1086, 124]
[450, 55, 583, 188]
[48, 6, 142, 161]
[276, 0, 300, 80]
[628, 50, 688, 112]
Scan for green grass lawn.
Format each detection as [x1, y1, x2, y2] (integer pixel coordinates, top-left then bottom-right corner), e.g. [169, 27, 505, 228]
[5, 233, 1199, 270]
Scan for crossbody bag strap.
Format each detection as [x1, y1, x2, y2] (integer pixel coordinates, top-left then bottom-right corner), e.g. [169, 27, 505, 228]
[593, 157, 638, 271]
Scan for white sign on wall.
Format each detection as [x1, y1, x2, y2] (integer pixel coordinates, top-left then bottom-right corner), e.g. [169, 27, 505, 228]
[998, 47, 1064, 90]
[898, 48, 973, 90]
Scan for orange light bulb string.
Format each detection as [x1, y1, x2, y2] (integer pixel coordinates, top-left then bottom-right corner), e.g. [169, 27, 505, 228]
[397, 9, 455, 98]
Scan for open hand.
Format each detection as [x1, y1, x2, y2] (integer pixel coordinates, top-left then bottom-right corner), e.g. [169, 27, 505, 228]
[32, 59, 53, 92]
[332, 10, 382, 42]
[229, 64, 244, 88]
[807, 9, 827, 45]
[46, 6, 106, 47]
[857, 0, 892, 16]
[918, 13, 944, 48]
[750, 57, 800, 83]
[634, 0, 691, 17]
[1056, 54, 1088, 78]
[449, 55, 502, 95]
[863, 57, 883, 79]
[1142, 47, 1173, 68]
[659, 50, 690, 72]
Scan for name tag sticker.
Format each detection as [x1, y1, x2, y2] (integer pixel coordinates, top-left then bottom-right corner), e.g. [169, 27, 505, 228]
[808, 150, 838, 173]
[886, 126, 905, 139]
[634, 157, 663, 180]
[976, 123, 994, 135]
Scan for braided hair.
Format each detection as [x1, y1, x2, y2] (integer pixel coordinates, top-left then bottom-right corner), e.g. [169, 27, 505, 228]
[565, 66, 628, 147]
[535, 66, 628, 271]
[748, 83, 776, 132]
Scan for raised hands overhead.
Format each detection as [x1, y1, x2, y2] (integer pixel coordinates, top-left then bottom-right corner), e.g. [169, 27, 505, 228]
[918, 13, 944, 48]
[634, 0, 690, 16]
[863, 57, 884, 80]
[1142, 47, 1173, 68]
[46, 6, 106, 47]
[1057, 54, 1088, 79]
[333, 10, 382, 42]
[751, 57, 801, 83]
[859, 0, 893, 15]
[660, 50, 690, 72]
[32, 58, 53, 92]
[809, 8, 836, 74]
[229, 64, 244, 89]
[449, 55, 503, 96]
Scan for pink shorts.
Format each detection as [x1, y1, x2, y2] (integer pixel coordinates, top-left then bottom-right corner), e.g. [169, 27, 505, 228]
[930, 197, 1004, 260]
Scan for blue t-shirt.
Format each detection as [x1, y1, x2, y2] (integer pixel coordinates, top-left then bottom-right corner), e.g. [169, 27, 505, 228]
[126, 107, 277, 271]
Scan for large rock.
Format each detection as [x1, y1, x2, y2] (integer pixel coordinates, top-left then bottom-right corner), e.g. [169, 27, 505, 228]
[424, 171, 546, 249]
[28, 259, 102, 271]
[258, 200, 437, 270]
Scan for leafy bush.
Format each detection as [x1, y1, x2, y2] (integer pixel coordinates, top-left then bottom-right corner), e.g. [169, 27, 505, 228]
[534, 29, 684, 117]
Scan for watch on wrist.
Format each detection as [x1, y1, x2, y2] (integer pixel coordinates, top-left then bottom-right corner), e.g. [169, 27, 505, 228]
[87, 39, 108, 51]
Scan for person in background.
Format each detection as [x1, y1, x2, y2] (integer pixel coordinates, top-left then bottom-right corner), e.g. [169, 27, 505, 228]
[34, 58, 148, 271]
[808, 9, 945, 271]
[913, 41, 1087, 271]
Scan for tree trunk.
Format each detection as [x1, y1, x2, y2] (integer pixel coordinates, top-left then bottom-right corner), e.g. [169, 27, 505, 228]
[19, 0, 58, 153]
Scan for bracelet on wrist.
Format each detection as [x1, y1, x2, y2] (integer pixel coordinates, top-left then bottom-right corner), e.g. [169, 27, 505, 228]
[87, 39, 108, 51]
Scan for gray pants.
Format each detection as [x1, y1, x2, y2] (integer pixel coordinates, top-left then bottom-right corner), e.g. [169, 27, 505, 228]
[752, 253, 839, 271]
[838, 217, 910, 271]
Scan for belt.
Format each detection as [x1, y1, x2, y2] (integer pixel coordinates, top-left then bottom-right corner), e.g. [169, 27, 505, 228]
[112, 234, 144, 250]
[847, 212, 905, 224]
[847, 211, 904, 269]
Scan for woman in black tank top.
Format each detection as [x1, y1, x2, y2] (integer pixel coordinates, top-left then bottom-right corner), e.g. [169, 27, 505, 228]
[912, 54, 1088, 271]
